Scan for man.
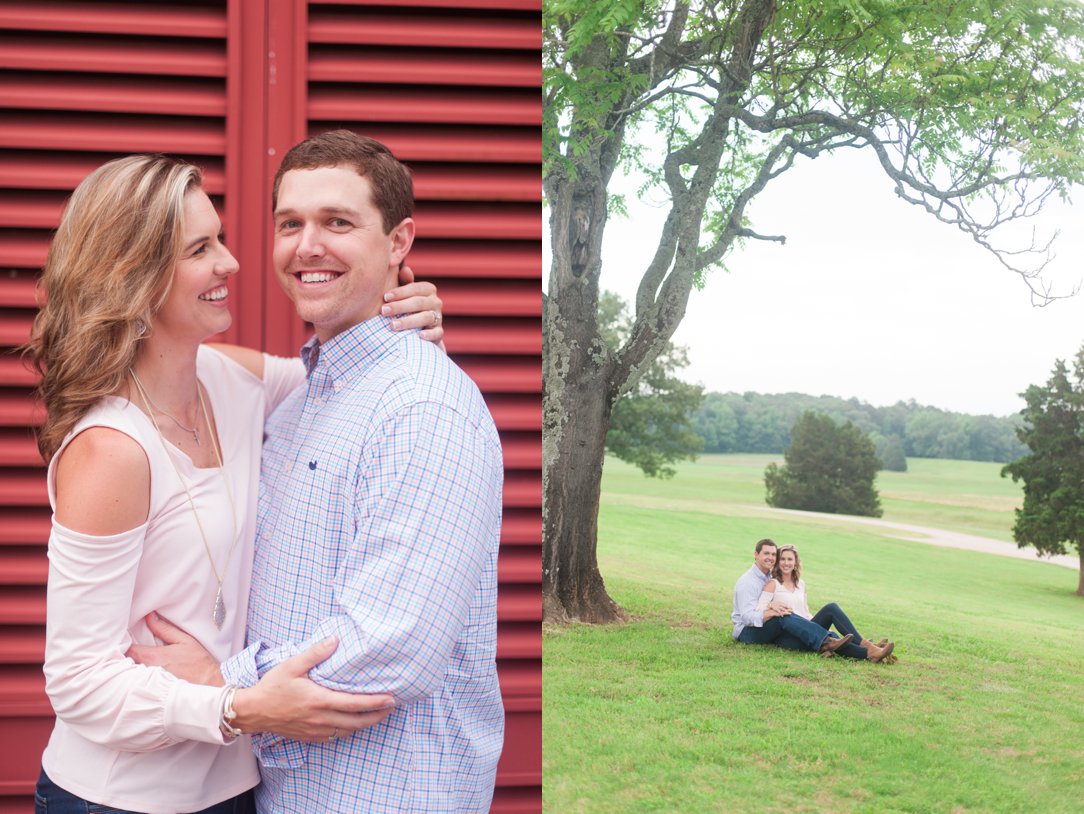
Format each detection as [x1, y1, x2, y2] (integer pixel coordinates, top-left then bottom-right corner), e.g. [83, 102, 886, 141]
[732, 538, 852, 655]
[135, 131, 504, 812]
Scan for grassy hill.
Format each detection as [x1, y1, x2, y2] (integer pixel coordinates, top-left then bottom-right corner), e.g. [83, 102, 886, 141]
[543, 456, 1084, 813]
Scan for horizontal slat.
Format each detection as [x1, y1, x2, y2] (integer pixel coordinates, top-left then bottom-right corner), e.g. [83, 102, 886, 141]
[412, 164, 539, 202]
[498, 547, 540, 585]
[496, 621, 540, 659]
[408, 241, 540, 280]
[429, 278, 540, 317]
[503, 470, 540, 508]
[310, 10, 539, 50]
[0, 35, 225, 77]
[500, 508, 540, 547]
[0, 191, 63, 229]
[0, 509, 50, 545]
[483, 393, 541, 431]
[0, 1, 227, 38]
[496, 583, 540, 621]
[0, 472, 46, 506]
[0, 314, 34, 347]
[309, 86, 540, 127]
[0, 151, 226, 193]
[310, 123, 540, 163]
[415, 203, 540, 240]
[0, 356, 37, 386]
[459, 358, 540, 394]
[0, 397, 40, 427]
[495, 657, 542, 698]
[0, 431, 42, 467]
[0, 588, 44, 624]
[499, 431, 541, 469]
[309, 49, 539, 88]
[0, 275, 39, 309]
[0, 74, 225, 117]
[317, 0, 540, 10]
[0, 628, 44, 664]
[445, 319, 541, 355]
[0, 549, 45, 585]
[0, 113, 226, 154]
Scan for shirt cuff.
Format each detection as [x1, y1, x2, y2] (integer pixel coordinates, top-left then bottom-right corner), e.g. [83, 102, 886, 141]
[163, 681, 231, 745]
[220, 643, 261, 688]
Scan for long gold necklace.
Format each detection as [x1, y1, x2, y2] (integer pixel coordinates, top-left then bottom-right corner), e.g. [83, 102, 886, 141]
[130, 369, 239, 629]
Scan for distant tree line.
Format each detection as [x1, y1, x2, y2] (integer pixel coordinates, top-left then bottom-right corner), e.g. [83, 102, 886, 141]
[692, 392, 1026, 465]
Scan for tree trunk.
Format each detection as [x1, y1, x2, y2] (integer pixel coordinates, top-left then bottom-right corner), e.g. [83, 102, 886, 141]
[542, 363, 626, 624]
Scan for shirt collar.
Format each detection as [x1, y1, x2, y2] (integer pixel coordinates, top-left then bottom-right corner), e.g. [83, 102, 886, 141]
[301, 316, 401, 381]
[749, 564, 770, 584]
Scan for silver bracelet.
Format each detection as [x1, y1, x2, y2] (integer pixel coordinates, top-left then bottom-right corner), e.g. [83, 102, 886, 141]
[219, 685, 242, 739]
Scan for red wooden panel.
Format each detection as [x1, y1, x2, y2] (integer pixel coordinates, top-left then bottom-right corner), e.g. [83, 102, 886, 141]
[309, 85, 540, 126]
[0, 358, 36, 387]
[482, 394, 541, 432]
[500, 432, 543, 469]
[321, 124, 540, 163]
[309, 9, 539, 50]
[309, 49, 540, 88]
[0, 74, 226, 117]
[446, 319, 541, 355]
[0, 509, 50, 546]
[413, 164, 540, 202]
[0, 151, 227, 193]
[0, 113, 227, 154]
[0, 432, 42, 467]
[319, 0, 540, 9]
[408, 241, 541, 279]
[0, 589, 44, 625]
[0, 1, 227, 37]
[415, 202, 541, 240]
[0, 34, 226, 77]
[0, 627, 44, 663]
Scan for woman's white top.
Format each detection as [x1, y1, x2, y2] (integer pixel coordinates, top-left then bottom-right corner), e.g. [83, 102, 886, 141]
[756, 577, 813, 620]
[41, 346, 304, 813]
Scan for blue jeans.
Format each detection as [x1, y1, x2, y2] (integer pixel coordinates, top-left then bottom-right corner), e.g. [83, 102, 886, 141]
[810, 602, 869, 660]
[35, 770, 256, 814]
[737, 612, 831, 652]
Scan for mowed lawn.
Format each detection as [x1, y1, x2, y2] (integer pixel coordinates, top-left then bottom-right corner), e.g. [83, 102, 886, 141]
[543, 456, 1084, 813]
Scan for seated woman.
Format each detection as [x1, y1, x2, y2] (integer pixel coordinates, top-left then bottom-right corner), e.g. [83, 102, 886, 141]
[756, 544, 895, 663]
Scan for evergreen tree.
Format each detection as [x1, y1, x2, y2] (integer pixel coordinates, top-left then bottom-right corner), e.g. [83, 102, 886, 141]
[1001, 348, 1084, 596]
[765, 412, 882, 517]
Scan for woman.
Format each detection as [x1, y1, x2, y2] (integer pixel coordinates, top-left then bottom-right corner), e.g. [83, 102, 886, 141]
[757, 544, 896, 663]
[24, 154, 446, 813]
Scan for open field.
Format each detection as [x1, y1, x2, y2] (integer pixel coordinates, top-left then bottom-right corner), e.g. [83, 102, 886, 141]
[543, 456, 1084, 813]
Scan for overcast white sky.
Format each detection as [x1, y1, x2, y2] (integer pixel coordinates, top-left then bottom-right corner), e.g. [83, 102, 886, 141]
[544, 149, 1084, 417]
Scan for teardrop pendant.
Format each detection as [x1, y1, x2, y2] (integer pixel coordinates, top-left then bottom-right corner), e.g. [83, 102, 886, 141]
[213, 584, 226, 629]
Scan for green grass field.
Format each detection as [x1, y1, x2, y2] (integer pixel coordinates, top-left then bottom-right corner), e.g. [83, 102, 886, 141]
[543, 456, 1084, 813]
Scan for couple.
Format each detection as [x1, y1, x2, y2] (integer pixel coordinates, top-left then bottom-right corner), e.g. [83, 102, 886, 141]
[732, 539, 895, 663]
[26, 131, 504, 813]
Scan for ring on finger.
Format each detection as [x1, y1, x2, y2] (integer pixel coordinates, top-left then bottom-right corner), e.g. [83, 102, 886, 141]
[432, 310, 441, 325]
[330, 727, 339, 741]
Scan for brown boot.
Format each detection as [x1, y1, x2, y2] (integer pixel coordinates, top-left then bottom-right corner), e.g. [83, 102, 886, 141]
[867, 641, 895, 664]
[819, 633, 853, 654]
[861, 638, 890, 649]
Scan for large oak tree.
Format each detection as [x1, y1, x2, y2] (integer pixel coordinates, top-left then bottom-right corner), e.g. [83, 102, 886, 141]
[543, 0, 1084, 623]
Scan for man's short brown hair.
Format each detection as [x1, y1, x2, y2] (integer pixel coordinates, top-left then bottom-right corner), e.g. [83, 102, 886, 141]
[755, 538, 777, 554]
[273, 129, 414, 234]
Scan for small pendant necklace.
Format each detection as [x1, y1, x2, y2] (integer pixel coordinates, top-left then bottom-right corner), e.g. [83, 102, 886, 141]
[130, 369, 238, 629]
[129, 368, 201, 445]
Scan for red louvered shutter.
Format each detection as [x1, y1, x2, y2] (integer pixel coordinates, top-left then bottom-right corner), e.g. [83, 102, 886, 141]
[0, 1, 540, 810]
[300, 3, 542, 810]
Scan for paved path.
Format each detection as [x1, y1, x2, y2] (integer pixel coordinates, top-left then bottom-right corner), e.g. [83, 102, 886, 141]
[751, 505, 1079, 570]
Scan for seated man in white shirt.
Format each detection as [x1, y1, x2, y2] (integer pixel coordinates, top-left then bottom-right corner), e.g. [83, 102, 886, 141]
[731, 538, 852, 654]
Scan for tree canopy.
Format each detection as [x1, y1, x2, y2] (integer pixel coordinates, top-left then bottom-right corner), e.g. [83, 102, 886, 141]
[691, 391, 1026, 463]
[1001, 347, 1084, 595]
[542, 0, 1084, 623]
[600, 291, 705, 477]
[765, 411, 883, 517]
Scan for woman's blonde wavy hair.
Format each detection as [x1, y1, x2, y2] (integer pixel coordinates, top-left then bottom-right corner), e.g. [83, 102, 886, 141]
[24, 154, 204, 462]
[772, 544, 802, 585]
